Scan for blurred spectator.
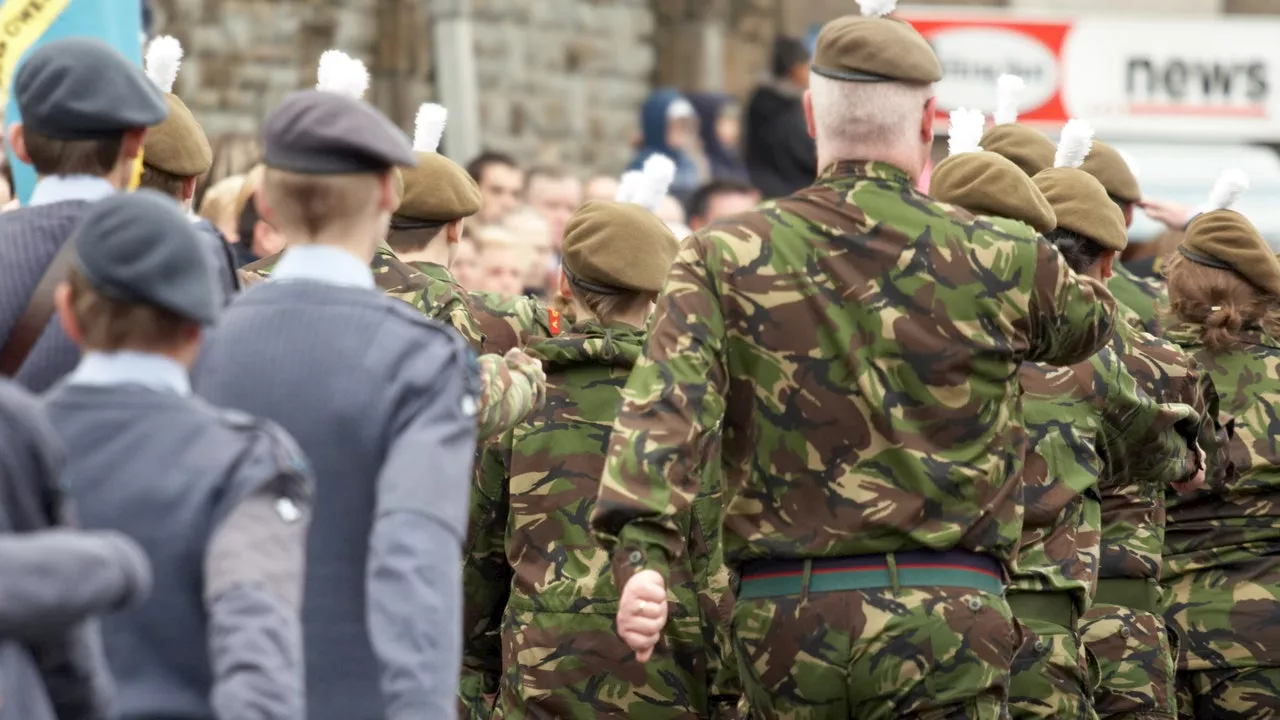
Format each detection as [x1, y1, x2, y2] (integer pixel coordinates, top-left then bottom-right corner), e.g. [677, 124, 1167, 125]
[503, 208, 554, 298]
[690, 93, 750, 185]
[584, 174, 620, 202]
[196, 132, 261, 211]
[453, 234, 480, 291]
[198, 174, 246, 243]
[525, 166, 582, 252]
[628, 88, 702, 203]
[231, 165, 284, 266]
[474, 225, 532, 299]
[689, 179, 760, 231]
[467, 151, 525, 225]
[0, 155, 15, 212]
[744, 36, 817, 199]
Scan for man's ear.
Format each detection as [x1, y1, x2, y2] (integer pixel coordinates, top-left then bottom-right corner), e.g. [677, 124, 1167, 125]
[121, 128, 147, 160]
[182, 176, 198, 203]
[54, 282, 84, 346]
[558, 269, 573, 299]
[379, 171, 399, 213]
[447, 219, 464, 245]
[1100, 250, 1117, 281]
[921, 96, 937, 146]
[254, 185, 278, 228]
[9, 124, 31, 165]
[803, 90, 816, 139]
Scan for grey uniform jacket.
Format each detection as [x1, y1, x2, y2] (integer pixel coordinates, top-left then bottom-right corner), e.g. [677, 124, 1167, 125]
[0, 202, 91, 392]
[193, 281, 480, 720]
[44, 382, 314, 720]
[192, 217, 240, 306]
[0, 380, 152, 720]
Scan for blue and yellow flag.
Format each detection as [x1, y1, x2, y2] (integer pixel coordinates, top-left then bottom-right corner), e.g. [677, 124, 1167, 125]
[1, 0, 144, 204]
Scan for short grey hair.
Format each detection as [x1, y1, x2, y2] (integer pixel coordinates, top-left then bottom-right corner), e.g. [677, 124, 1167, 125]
[809, 74, 934, 158]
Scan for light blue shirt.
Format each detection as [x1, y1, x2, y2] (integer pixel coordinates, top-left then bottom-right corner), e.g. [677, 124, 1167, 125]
[66, 351, 192, 396]
[271, 245, 376, 290]
[28, 175, 117, 207]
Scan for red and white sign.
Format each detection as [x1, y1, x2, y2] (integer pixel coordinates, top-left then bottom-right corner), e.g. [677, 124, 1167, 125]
[902, 13, 1280, 141]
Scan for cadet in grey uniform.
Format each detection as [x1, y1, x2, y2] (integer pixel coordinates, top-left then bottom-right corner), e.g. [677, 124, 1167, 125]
[0, 38, 168, 391]
[43, 190, 314, 720]
[193, 90, 480, 720]
[0, 378, 153, 720]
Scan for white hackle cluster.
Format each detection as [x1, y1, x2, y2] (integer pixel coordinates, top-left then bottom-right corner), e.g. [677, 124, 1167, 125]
[1208, 168, 1249, 211]
[413, 103, 447, 153]
[629, 155, 677, 213]
[857, 0, 899, 17]
[316, 50, 369, 99]
[144, 35, 183, 94]
[1053, 119, 1094, 169]
[614, 170, 643, 203]
[947, 108, 986, 157]
[993, 74, 1024, 126]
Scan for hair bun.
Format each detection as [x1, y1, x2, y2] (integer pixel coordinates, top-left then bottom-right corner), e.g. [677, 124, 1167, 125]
[1205, 303, 1243, 333]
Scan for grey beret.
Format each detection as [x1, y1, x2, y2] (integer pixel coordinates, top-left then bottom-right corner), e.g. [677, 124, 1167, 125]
[14, 38, 168, 140]
[262, 90, 416, 174]
[73, 189, 218, 325]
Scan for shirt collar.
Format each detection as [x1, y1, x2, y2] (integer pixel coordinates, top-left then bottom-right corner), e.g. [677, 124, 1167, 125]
[29, 175, 117, 207]
[816, 160, 913, 185]
[67, 351, 192, 396]
[270, 245, 376, 290]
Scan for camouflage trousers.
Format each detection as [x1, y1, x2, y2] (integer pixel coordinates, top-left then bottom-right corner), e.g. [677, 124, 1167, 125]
[1176, 667, 1280, 719]
[731, 584, 1017, 719]
[1008, 616, 1097, 720]
[491, 606, 710, 720]
[1080, 603, 1176, 719]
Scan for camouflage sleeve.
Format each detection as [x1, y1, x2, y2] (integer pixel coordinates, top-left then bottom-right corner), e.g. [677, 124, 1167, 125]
[448, 303, 487, 351]
[1094, 352, 1199, 486]
[459, 436, 512, 716]
[1025, 237, 1118, 367]
[473, 351, 547, 440]
[591, 233, 728, 587]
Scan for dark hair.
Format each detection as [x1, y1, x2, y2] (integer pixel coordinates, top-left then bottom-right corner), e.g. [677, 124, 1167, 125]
[22, 129, 124, 177]
[689, 179, 756, 220]
[1044, 227, 1107, 275]
[772, 36, 810, 79]
[387, 216, 449, 254]
[139, 163, 188, 200]
[466, 151, 520, 184]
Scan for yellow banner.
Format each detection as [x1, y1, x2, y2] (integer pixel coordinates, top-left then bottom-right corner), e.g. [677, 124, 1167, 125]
[0, 0, 73, 106]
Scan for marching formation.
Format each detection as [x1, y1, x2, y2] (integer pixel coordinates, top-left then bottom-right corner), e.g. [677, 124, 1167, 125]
[0, 2, 1277, 720]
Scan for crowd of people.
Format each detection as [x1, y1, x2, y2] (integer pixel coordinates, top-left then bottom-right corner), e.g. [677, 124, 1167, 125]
[0, 2, 1275, 720]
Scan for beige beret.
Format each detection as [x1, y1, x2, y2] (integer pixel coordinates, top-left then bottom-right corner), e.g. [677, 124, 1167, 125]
[1079, 140, 1141, 204]
[1181, 210, 1280, 297]
[233, 164, 265, 221]
[812, 14, 941, 85]
[143, 93, 212, 177]
[979, 124, 1055, 179]
[562, 201, 678, 295]
[1032, 168, 1128, 252]
[930, 151, 1056, 234]
[397, 152, 481, 222]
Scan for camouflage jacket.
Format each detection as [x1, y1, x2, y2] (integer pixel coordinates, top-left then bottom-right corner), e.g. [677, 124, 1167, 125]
[407, 260, 486, 351]
[469, 291, 563, 355]
[589, 160, 1118, 586]
[1107, 264, 1167, 336]
[245, 244, 537, 439]
[462, 321, 730, 718]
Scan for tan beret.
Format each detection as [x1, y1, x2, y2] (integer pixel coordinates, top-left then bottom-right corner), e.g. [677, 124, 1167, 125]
[812, 14, 941, 85]
[233, 164, 265, 220]
[930, 151, 1055, 234]
[980, 124, 1055, 178]
[397, 152, 481, 222]
[1032, 168, 1128, 252]
[142, 93, 212, 177]
[1079, 140, 1141, 204]
[1181, 210, 1280, 297]
[562, 201, 678, 295]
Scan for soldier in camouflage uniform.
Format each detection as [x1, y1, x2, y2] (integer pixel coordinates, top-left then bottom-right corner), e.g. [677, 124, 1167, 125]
[462, 199, 736, 718]
[470, 286, 565, 355]
[1159, 172, 1280, 719]
[588, 7, 1120, 718]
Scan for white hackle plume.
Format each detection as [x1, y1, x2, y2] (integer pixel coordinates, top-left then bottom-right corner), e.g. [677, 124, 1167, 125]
[857, 0, 898, 17]
[413, 103, 447, 153]
[947, 108, 986, 156]
[993, 74, 1024, 126]
[1208, 168, 1249, 211]
[614, 170, 643, 204]
[1053, 119, 1094, 169]
[144, 36, 183, 94]
[631, 154, 677, 213]
[316, 50, 369, 99]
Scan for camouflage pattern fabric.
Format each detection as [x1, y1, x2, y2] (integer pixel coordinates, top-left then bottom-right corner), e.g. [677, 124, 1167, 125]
[407, 259, 487, 350]
[462, 321, 726, 719]
[244, 244, 545, 439]
[1107, 264, 1167, 336]
[1176, 666, 1280, 719]
[732, 585, 1017, 719]
[1081, 604, 1177, 719]
[1162, 323, 1280, 688]
[1008, 617, 1096, 720]
[470, 291, 563, 355]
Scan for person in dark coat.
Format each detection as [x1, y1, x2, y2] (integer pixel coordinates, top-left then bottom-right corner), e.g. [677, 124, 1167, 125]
[743, 36, 817, 199]
[688, 92, 750, 185]
[0, 38, 168, 391]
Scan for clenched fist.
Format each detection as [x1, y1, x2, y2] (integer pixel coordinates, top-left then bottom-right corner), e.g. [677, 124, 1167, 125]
[618, 569, 668, 662]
